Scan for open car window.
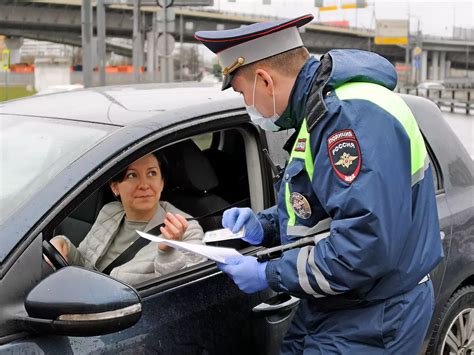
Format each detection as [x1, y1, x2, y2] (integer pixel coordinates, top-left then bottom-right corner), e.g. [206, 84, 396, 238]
[47, 124, 264, 288]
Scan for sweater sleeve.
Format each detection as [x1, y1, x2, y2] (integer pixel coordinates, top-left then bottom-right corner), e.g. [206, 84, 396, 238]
[51, 235, 89, 267]
[154, 219, 207, 275]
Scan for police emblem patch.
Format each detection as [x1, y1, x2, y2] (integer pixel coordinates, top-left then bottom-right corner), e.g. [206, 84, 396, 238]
[290, 192, 312, 219]
[327, 129, 362, 183]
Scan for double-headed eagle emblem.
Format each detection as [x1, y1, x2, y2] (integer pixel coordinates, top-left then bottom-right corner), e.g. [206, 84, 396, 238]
[335, 152, 358, 169]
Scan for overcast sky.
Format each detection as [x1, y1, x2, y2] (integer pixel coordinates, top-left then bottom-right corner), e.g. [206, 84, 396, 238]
[209, 0, 473, 37]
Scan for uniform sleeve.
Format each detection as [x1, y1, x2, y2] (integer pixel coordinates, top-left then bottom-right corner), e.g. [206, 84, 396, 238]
[257, 205, 281, 247]
[265, 101, 413, 298]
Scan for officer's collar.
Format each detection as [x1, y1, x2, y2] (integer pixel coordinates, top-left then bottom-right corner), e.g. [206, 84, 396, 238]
[275, 57, 321, 130]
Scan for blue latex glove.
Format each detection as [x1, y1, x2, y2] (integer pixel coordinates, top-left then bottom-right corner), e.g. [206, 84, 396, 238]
[222, 207, 264, 245]
[217, 256, 269, 294]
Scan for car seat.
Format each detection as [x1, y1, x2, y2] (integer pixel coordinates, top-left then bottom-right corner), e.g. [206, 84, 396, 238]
[160, 139, 231, 232]
[203, 130, 250, 205]
[53, 186, 114, 246]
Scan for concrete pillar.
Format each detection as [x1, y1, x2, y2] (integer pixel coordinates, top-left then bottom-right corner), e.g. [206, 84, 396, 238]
[156, 6, 175, 83]
[440, 51, 447, 81]
[97, 0, 106, 86]
[431, 51, 439, 80]
[446, 60, 452, 78]
[421, 50, 428, 83]
[146, 31, 156, 78]
[133, 0, 142, 83]
[4, 37, 23, 65]
[81, 0, 93, 88]
[411, 50, 417, 84]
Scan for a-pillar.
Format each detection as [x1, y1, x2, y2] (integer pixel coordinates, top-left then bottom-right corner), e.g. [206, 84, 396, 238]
[439, 51, 447, 81]
[431, 51, 439, 80]
[4, 37, 23, 65]
[421, 50, 428, 82]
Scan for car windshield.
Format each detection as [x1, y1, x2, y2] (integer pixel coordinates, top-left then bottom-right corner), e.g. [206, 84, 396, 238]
[0, 115, 115, 224]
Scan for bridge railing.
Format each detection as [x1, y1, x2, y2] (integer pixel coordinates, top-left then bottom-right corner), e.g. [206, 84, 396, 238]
[397, 87, 473, 115]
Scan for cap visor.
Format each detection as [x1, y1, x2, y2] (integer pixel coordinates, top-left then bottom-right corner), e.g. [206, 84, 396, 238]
[221, 73, 233, 91]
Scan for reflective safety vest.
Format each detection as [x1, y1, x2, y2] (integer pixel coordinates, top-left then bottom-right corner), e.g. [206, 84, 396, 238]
[284, 82, 430, 238]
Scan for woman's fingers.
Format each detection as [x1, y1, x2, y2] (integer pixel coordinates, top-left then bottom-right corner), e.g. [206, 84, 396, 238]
[157, 214, 189, 251]
[174, 214, 189, 230]
[164, 218, 180, 236]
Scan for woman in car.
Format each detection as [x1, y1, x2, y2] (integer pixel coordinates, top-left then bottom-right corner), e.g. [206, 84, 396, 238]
[50, 152, 206, 285]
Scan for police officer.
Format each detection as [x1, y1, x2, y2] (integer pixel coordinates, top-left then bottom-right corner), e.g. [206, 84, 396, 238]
[195, 14, 443, 354]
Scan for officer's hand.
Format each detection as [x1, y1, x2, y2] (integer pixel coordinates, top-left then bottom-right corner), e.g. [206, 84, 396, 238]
[222, 207, 264, 245]
[217, 256, 269, 293]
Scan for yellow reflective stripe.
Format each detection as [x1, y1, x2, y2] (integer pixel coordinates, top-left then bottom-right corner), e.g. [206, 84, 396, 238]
[285, 182, 296, 226]
[289, 120, 314, 179]
[286, 119, 314, 227]
[335, 82, 427, 176]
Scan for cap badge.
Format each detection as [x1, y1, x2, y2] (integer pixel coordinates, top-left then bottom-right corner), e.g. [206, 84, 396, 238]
[222, 57, 245, 75]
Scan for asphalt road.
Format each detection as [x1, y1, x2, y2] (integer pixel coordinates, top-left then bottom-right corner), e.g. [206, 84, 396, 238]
[441, 110, 474, 159]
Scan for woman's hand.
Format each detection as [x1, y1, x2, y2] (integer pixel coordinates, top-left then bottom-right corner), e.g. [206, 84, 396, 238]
[45, 238, 69, 266]
[158, 213, 189, 251]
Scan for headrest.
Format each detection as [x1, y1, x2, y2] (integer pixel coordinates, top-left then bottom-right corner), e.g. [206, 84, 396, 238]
[161, 140, 219, 194]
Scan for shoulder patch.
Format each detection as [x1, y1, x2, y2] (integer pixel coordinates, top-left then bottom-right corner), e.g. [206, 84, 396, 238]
[294, 138, 307, 152]
[327, 129, 361, 184]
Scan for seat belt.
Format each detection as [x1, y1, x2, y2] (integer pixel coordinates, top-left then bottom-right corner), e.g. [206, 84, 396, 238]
[102, 198, 248, 275]
[102, 224, 160, 276]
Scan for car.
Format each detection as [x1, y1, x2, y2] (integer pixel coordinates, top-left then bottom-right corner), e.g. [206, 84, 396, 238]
[417, 81, 446, 96]
[0, 82, 473, 354]
[35, 84, 84, 95]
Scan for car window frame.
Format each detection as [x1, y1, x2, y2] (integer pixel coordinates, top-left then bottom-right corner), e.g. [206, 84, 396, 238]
[422, 133, 445, 195]
[34, 111, 269, 296]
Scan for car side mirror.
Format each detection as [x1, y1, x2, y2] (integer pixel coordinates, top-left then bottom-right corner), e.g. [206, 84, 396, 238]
[18, 266, 141, 336]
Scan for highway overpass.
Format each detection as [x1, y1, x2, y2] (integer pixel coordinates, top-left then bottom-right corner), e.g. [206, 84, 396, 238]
[0, 1, 472, 80]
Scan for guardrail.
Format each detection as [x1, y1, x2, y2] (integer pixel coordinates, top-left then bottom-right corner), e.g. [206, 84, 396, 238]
[397, 87, 473, 115]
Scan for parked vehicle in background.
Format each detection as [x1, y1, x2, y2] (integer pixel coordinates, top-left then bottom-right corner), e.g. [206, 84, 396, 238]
[0, 83, 472, 354]
[417, 81, 446, 95]
[35, 84, 84, 95]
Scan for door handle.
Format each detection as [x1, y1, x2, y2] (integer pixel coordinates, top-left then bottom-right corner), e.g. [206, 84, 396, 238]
[252, 293, 300, 317]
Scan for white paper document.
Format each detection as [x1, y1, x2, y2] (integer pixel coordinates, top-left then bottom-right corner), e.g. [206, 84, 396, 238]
[202, 227, 245, 243]
[136, 231, 242, 264]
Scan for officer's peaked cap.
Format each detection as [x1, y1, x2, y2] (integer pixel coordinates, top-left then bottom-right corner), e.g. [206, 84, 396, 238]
[194, 14, 314, 90]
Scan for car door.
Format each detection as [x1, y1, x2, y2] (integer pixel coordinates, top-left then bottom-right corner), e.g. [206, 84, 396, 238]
[0, 114, 294, 354]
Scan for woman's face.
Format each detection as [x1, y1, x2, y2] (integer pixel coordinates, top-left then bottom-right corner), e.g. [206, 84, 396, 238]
[110, 154, 164, 221]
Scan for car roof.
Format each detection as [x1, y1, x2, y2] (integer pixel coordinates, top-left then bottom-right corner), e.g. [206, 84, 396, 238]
[0, 82, 240, 126]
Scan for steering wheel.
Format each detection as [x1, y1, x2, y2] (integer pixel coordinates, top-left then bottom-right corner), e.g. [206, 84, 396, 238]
[42, 239, 69, 269]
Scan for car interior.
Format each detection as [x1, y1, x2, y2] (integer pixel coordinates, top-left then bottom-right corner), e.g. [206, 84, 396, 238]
[50, 128, 257, 273]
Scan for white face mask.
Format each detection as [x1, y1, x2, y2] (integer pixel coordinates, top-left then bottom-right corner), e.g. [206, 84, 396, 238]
[245, 74, 280, 132]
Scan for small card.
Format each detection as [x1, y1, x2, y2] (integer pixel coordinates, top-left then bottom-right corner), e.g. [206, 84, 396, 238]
[203, 228, 245, 243]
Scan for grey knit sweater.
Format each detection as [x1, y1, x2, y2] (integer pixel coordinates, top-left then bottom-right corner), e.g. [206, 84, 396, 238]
[53, 201, 206, 285]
